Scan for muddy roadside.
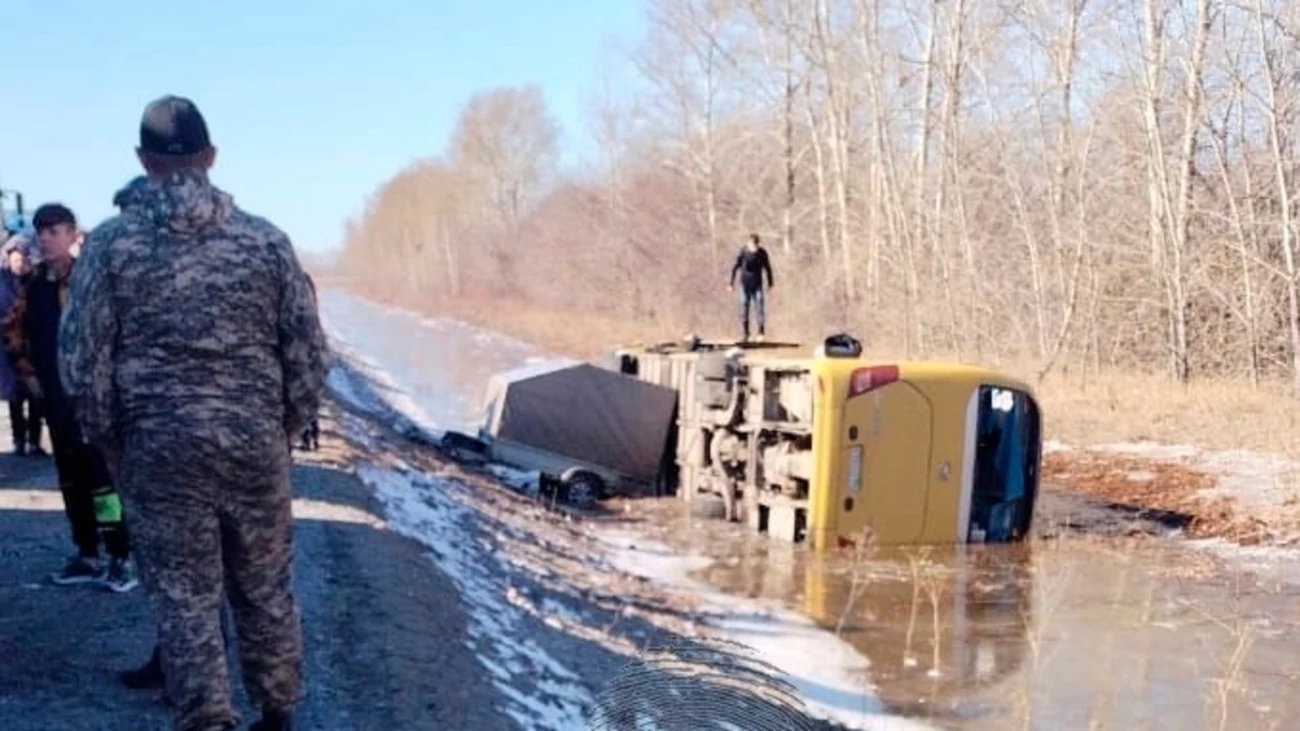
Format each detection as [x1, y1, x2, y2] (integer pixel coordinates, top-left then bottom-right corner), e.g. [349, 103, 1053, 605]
[1042, 443, 1300, 546]
[0, 407, 514, 731]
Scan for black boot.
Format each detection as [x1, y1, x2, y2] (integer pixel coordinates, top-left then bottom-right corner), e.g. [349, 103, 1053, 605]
[121, 645, 164, 689]
[251, 710, 294, 731]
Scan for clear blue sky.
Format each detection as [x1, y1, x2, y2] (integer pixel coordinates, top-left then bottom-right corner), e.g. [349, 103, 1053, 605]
[0, 1, 643, 252]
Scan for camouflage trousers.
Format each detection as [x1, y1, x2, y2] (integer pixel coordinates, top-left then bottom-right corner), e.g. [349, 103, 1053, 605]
[117, 428, 303, 731]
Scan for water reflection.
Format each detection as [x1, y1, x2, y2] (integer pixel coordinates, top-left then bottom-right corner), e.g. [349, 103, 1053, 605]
[802, 546, 1033, 723]
[686, 528, 1034, 725]
[620, 500, 1300, 730]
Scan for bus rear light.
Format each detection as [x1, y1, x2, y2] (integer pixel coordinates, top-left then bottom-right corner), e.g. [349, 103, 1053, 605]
[847, 365, 899, 398]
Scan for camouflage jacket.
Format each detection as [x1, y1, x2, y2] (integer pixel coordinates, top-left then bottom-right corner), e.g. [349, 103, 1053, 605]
[58, 169, 328, 452]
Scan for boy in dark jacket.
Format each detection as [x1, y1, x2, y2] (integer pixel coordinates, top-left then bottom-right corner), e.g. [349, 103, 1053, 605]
[3, 203, 137, 591]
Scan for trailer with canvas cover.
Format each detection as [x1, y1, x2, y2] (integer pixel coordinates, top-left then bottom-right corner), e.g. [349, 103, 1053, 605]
[609, 335, 1042, 551]
[441, 358, 679, 505]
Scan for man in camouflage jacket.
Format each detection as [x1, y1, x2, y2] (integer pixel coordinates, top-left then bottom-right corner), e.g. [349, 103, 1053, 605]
[59, 96, 328, 731]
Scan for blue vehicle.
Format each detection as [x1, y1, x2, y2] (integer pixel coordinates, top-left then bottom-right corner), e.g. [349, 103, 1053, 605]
[1, 188, 28, 235]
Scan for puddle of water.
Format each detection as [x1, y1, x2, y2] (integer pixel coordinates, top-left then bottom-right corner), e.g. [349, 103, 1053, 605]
[608, 498, 1300, 730]
[323, 289, 1300, 730]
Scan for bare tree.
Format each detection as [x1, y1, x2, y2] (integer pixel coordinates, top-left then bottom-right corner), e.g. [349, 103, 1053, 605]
[335, 0, 1300, 399]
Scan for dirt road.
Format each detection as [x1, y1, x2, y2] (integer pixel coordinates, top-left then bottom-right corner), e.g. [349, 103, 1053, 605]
[0, 414, 514, 731]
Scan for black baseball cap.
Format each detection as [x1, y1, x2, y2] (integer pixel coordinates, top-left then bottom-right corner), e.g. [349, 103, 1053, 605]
[32, 203, 76, 231]
[139, 95, 212, 156]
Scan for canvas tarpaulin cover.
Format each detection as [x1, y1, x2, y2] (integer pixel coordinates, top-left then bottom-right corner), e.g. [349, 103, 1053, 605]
[482, 359, 678, 481]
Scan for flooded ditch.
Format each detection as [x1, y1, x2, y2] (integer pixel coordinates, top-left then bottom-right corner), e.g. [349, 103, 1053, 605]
[322, 289, 1300, 730]
[598, 496, 1300, 729]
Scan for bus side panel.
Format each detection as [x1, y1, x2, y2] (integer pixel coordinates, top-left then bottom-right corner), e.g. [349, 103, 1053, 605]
[838, 382, 933, 545]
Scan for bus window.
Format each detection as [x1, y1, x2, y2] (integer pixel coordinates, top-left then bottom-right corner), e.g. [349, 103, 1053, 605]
[968, 386, 1041, 542]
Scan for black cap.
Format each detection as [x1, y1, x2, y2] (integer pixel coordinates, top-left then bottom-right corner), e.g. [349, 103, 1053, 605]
[139, 95, 212, 156]
[32, 203, 76, 231]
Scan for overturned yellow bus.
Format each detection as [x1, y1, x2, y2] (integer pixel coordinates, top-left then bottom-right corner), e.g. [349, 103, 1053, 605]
[611, 335, 1042, 551]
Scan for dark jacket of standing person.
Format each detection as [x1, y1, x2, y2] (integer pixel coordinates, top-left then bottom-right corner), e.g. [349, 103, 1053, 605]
[729, 238, 774, 292]
[6, 204, 134, 588]
[59, 95, 328, 731]
[729, 234, 775, 340]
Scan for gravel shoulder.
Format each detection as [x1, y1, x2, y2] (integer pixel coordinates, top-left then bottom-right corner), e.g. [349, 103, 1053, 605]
[0, 408, 513, 731]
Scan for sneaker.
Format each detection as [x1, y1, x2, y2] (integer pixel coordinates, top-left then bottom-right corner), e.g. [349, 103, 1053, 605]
[30, 445, 48, 458]
[103, 557, 140, 593]
[50, 555, 103, 585]
[12, 443, 25, 457]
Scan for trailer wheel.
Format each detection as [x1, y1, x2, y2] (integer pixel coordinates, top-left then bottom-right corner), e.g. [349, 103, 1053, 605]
[562, 470, 604, 508]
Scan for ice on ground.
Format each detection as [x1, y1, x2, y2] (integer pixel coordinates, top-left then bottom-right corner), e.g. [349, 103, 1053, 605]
[1089, 441, 1200, 461]
[323, 338, 442, 439]
[595, 529, 939, 731]
[345, 295, 534, 353]
[1194, 449, 1298, 510]
[356, 463, 593, 730]
[1042, 439, 1071, 455]
[321, 291, 538, 435]
[1184, 537, 1300, 588]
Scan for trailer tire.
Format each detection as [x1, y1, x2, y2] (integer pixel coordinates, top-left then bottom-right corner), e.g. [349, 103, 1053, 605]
[561, 470, 604, 509]
[689, 494, 728, 520]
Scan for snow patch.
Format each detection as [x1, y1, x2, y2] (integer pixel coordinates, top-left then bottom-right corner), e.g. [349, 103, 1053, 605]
[1042, 439, 1071, 455]
[595, 529, 938, 731]
[324, 352, 442, 441]
[349, 296, 535, 353]
[357, 464, 593, 730]
[1185, 537, 1300, 587]
[1091, 441, 1200, 461]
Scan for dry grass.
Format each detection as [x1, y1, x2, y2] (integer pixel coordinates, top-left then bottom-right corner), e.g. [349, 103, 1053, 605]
[393, 290, 1300, 457]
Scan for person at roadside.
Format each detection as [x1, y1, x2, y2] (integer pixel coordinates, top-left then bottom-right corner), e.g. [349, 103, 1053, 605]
[114, 171, 237, 704]
[60, 95, 328, 731]
[0, 241, 45, 456]
[110, 171, 183, 700]
[728, 233, 775, 342]
[297, 275, 322, 452]
[3, 203, 137, 591]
